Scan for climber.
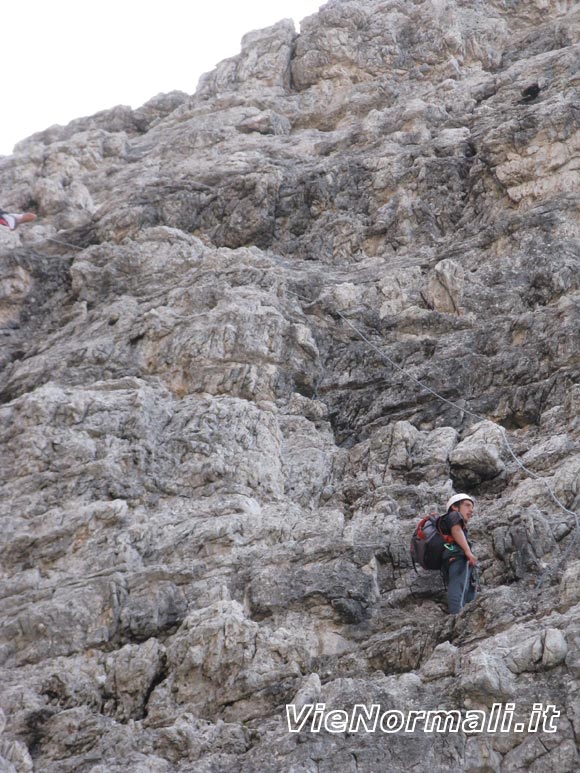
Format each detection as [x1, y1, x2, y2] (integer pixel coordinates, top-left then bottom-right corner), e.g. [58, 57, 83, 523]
[439, 493, 478, 614]
[0, 208, 37, 230]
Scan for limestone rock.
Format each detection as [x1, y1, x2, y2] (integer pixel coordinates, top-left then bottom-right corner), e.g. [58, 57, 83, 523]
[449, 421, 506, 488]
[0, 708, 33, 773]
[197, 20, 297, 97]
[237, 110, 292, 136]
[459, 648, 517, 704]
[560, 561, 580, 606]
[464, 737, 502, 773]
[424, 259, 465, 315]
[419, 640, 458, 681]
[542, 628, 568, 668]
[2, 0, 580, 769]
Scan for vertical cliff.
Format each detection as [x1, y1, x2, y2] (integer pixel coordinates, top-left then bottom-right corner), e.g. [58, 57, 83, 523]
[2, 1, 580, 770]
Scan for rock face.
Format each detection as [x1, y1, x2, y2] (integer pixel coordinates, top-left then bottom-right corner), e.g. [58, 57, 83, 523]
[2, 0, 580, 770]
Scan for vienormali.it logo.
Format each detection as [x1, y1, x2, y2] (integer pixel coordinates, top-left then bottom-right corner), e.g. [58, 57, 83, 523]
[285, 703, 560, 735]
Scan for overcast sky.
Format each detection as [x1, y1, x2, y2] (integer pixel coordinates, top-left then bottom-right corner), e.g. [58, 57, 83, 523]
[2, 0, 324, 156]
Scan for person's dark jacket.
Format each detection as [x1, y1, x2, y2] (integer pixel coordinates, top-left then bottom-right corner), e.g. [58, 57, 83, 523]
[439, 510, 471, 558]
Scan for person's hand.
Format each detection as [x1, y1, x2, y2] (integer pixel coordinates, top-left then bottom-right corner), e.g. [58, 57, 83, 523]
[466, 552, 478, 567]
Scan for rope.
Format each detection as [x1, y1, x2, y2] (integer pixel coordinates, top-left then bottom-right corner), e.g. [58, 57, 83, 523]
[46, 236, 84, 251]
[289, 288, 579, 589]
[6, 236, 576, 587]
[338, 309, 579, 589]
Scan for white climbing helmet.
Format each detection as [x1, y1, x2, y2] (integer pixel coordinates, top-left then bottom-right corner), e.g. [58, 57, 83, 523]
[446, 493, 475, 512]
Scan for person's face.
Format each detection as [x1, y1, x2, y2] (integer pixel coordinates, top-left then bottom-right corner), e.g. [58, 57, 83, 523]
[457, 500, 474, 521]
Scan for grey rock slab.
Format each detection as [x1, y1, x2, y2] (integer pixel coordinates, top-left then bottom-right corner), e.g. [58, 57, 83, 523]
[2, 0, 580, 770]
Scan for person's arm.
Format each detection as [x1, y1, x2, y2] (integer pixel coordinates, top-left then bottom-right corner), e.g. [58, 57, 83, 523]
[450, 524, 477, 566]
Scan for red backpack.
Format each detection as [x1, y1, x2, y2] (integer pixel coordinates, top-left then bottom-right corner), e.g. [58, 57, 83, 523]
[410, 513, 454, 571]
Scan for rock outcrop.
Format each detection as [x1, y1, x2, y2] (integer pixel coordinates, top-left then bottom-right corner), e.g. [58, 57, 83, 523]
[2, 1, 580, 770]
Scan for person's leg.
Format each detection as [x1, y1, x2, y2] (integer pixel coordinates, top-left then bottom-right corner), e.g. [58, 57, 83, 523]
[14, 213, 37, 227]
[447, 557, 472, 614]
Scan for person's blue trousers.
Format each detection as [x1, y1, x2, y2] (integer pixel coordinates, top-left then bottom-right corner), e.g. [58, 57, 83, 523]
[444, 556, 476, 614]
